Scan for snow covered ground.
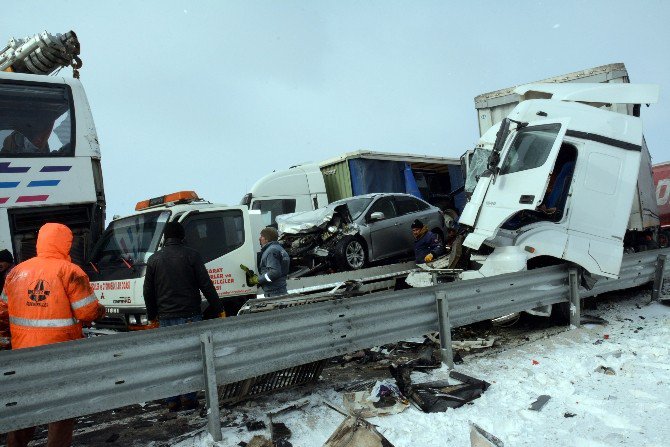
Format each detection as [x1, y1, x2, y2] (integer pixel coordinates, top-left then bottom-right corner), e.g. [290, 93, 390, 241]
[175, 289, 670, 447]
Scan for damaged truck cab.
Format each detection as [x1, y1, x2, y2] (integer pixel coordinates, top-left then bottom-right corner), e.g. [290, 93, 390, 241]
[458, 83, 659, 288]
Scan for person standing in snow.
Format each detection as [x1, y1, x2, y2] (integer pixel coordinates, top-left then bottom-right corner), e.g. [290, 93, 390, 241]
[411, 219, 445, 264]
[246, 227, 290, 297]
[0, 223, 105, 446]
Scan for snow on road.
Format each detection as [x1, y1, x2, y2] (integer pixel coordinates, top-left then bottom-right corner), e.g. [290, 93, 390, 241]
[176, 290, 670, 447]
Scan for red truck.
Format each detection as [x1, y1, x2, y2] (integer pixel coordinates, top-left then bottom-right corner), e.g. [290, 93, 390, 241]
[653, 162, 670, 247]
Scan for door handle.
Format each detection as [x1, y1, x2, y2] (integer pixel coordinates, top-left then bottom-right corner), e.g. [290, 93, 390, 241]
[519, 195, 535, 204]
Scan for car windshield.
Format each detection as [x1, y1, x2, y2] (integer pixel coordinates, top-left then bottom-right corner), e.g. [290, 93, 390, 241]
[333, 197, 374, 220]
[89, 211, 170, 267]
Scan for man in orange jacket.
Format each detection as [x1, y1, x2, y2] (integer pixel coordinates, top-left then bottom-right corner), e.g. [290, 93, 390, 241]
[0, 223, 105, 447]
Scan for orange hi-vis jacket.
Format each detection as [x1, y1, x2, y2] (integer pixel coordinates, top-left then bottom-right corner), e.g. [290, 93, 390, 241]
[0, 223, 101, 349]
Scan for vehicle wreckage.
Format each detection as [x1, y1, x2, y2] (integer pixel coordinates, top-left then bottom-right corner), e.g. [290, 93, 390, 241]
[277, 203, 359, 277]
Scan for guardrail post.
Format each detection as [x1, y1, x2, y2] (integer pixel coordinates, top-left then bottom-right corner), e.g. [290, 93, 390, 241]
[568, 268, 580, 328]
[652, 254, 667, 302]
[200, 331, 222, 442]
[435, 290, 454, 369]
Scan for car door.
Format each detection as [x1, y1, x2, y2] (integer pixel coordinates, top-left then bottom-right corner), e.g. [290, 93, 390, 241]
[365, 196, 404, 260]
[393, 195, 423, 254]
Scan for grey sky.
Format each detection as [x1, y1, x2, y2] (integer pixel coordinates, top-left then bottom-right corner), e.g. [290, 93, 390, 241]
[4, 1, 670, 221]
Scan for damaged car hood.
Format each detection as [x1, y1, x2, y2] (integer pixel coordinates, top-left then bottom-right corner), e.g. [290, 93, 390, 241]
[277, 204, 353, 234]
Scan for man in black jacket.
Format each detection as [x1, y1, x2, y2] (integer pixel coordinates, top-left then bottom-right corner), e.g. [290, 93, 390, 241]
[143, 221, 222, 411]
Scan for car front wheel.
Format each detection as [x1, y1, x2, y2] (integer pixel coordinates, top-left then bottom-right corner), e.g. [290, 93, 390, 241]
[334, 236, 367, 270]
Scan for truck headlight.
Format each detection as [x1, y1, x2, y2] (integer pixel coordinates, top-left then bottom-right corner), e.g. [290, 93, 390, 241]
[140, 315, 148, 325]
[328, 226, 338, 233]
[128, 315, 137, 324]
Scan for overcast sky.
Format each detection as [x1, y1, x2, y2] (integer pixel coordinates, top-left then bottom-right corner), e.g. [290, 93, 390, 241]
[4, 1, 670, 221]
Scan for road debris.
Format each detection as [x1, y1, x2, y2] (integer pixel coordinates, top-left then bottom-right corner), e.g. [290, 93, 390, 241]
[245, 420, 267, 431]
[342, 380, 409, 417]
[594, 365, 616, 375]
[452, 338, 496, 351]
[470, 422, 505, 447]
[528, 395, 551, 411]
[267, 400, 310, 418]
[271, 422, 292, 446]
[245, 435, 273, 447]
[580, 314, 609, 325]
[323, 415, 396, 447]
[390, 366, 490, 413]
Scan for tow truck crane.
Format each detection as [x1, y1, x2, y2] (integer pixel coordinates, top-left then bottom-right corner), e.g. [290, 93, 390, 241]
[1, 30, 81, 77]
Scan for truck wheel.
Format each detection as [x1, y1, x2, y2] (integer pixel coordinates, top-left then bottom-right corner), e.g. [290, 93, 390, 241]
[334, 236, 367, 270]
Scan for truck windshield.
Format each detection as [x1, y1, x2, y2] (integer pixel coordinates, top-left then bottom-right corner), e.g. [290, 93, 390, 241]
[0, 83, 74, 156]
[499, 124, 561, 175]
[89, 211, 170, 267]
[335, 197, 373, 219]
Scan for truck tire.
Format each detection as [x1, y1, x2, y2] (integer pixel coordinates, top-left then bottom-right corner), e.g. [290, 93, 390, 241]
[334, 236, 367, 271]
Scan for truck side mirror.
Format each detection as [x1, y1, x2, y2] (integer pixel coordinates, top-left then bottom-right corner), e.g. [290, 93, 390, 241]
[369, 211, 385, 221]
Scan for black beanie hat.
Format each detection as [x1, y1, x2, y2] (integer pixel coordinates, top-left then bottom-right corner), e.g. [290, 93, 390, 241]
[163, 222, 185, 240]
[411, 219, 424, 230]
[0, 249, 13, 264]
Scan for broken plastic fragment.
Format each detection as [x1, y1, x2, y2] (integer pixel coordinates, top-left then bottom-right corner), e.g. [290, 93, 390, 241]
[528, 395, 551, 411]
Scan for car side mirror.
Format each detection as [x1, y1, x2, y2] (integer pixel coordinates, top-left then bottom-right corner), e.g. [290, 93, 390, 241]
[369, 211, 385, 221]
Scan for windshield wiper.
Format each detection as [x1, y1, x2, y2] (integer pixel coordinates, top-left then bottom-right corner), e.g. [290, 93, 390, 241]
[89, 261, 99, 274]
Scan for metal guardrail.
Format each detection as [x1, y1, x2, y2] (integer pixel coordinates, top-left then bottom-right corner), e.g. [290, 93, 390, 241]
[1, 249, 668, 440]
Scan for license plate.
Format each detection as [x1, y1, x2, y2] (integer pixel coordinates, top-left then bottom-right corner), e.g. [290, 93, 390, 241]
[106, 307, 120, 314]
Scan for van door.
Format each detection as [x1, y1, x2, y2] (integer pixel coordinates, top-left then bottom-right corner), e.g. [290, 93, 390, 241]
[463, 119, 568, 249]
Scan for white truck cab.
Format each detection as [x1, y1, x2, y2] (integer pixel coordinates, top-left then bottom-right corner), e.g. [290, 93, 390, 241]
[241, 163, 329, 226]
[459, 83, 660, 283]
[87, 191, 260, 330]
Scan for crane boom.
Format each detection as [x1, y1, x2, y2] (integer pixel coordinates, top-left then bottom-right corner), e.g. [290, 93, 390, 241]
[0, 30, 81, 77]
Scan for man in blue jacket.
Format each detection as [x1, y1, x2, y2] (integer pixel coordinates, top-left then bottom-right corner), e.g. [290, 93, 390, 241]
[411, 219, 445, 264]
[248, 227, 290, 297]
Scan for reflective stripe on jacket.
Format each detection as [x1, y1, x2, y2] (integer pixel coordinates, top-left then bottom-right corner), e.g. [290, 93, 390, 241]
[0, 223, 100, 349]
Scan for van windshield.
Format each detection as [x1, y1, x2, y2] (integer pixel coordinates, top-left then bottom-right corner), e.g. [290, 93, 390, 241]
[89, 211, 170, 268]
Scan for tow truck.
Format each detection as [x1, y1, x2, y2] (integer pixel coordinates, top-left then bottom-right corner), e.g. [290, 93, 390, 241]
[87, 190, 421, 330]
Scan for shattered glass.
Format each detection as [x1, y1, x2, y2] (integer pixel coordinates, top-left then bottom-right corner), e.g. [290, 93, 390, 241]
[464, 147, 492, 194]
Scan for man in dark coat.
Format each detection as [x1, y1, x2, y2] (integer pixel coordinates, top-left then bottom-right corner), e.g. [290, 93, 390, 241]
[143, 221, 222, 411]
[411, 219, 445, 264]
